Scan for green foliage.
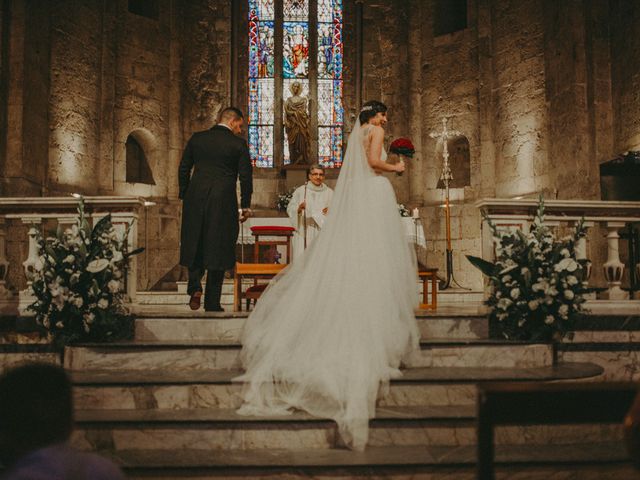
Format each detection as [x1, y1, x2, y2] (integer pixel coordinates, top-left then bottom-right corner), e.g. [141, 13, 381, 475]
[27, 198, 142, 346]
[466, 196, 587, 341]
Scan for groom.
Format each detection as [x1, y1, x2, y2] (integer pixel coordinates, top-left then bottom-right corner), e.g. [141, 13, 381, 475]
[178, 107, 253, 312]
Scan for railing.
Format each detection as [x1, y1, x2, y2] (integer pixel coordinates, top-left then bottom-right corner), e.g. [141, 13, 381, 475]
[476, 199, 640, 304]
[0, 196, 146, 312]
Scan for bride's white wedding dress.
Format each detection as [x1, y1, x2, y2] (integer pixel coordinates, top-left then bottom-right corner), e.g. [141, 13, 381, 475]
[235, 119, 420, 451]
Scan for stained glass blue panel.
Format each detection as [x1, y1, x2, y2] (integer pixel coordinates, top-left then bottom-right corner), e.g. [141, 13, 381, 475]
[248, 0, 275, 167]
[249, 125, 274, 167]
[283, 21, 309, 79]
[318, 126, 342, 167]
[317, 0, 343, 167]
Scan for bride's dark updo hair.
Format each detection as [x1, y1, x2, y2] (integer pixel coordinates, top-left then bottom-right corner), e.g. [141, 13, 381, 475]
[359, 100, 387, 124]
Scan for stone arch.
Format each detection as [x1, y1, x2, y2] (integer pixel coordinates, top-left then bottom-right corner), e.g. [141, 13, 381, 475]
[125, 129, 156, 185]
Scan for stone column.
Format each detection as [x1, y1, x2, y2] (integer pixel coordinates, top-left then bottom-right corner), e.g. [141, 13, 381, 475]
[21, 218, 43, 285]
[0, 218, 10, 297]
[602, 221, 628, 300]
[407, 0, 423, 206]
[573, 220, 594, 295]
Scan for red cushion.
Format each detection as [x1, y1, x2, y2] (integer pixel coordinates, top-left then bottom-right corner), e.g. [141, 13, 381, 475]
[246, 284, 268, 293]
[250, 226, 295, 232]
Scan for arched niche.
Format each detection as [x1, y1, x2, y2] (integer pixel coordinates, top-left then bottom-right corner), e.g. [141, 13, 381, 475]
[126, 131, 156, 185]
[436, 135, 471, 189]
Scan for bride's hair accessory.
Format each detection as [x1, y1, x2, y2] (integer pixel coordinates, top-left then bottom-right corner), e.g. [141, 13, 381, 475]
[360, 105, 373, 113]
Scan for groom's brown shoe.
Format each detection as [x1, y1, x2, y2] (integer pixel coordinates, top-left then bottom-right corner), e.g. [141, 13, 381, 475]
[189, 291, 202, 310]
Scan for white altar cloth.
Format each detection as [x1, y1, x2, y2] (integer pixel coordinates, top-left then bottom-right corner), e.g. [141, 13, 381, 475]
[238, 216, 426, 248]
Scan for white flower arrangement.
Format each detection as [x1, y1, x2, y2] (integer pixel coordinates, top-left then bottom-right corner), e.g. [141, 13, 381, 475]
[398, 204, 410, 217]
[28, 198, 143, 345]
[467, 197, 587, 341]
[276, 188, 296, 212]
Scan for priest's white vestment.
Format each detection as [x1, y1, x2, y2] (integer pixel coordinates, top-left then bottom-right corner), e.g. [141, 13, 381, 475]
[286, 183, 333, 260]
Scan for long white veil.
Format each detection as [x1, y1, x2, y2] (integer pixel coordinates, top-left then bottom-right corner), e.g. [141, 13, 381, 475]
[236, 118, 419, 450]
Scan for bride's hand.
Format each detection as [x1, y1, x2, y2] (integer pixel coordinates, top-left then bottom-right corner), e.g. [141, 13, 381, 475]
[395, 160, 405, 174]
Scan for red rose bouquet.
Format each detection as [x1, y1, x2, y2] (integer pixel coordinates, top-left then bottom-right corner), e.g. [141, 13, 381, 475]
[389, 138, 415, 157]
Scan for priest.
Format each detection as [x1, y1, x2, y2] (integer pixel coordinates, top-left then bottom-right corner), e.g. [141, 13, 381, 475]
[286, 164, 333, 260]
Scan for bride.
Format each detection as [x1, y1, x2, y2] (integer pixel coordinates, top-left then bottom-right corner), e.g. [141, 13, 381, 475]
[235, 100, 420, 451]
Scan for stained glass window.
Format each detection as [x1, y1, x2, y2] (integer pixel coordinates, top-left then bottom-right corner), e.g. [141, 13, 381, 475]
[248, 0, 275, 167]
[317, 0, 343, 167]
[247, 0, 344, 168]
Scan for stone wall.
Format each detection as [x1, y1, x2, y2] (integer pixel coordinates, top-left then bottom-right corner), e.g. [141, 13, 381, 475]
[361, 0, 411, 203]
[491, 0, 549, 199]
[48, 0, 102, 194]
[610, 0, 640, 153]
[1, 0, 51, 196]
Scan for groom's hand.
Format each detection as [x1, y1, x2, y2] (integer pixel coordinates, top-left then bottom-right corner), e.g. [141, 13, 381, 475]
[239, 208, 252, 223]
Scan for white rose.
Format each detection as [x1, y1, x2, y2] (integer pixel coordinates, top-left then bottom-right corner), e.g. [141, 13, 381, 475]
[86, 258, 110, 273]
[554, 258, 578, 272]
[73, 296, 84, 308]
[545, 315, 555, 324]
[558, 304, 569, 318]
[97, 298, 109, 309]
[63, 254, 75, 264]
[510, 288, 520, 300]
[564, 290, 575, 300]
[497, 298, 513, 310]
[528, 300, 539, 311]
[567, 275, 579, 286]
[107, 280, 121, 293]
[560, 248, 570, 258]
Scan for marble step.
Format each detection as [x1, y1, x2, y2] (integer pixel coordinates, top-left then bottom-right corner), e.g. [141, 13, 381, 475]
[107, 444, 632, 479]
[133, 314, 489, 342]
[71, 406, 623, 452]
[63, 339, 554, 371]
[70, 363, 603, 411]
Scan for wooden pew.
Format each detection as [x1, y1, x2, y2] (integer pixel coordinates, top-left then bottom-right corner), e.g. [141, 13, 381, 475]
[476, 381, 638, 479]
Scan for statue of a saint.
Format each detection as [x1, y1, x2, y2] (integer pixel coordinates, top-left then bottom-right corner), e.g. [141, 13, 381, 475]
[284, 81, 311, 165]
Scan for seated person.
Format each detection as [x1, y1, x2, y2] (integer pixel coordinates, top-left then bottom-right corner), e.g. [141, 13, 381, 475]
[286, 164, 333, 260]
[0, 363, 126, 479]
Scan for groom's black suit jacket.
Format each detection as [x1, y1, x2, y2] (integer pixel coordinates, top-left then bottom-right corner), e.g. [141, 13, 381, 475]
[178, 125, 253, 270]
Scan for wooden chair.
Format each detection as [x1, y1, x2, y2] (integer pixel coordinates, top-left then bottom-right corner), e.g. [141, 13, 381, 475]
[234, 262, 287, 312]
[418, 268, 438, 310]
[239, 225, 294, 310]
[476, 381, 638, 479]
[250, 225, 294, 264]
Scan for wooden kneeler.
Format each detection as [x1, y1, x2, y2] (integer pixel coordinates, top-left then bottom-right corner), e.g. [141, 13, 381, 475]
[234, 263, 286, 312]
[418, 268, 438, 310]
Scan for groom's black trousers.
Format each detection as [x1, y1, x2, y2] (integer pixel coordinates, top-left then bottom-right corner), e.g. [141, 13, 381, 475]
[186, 228, 226, 311]
[187, 268, 225, 311]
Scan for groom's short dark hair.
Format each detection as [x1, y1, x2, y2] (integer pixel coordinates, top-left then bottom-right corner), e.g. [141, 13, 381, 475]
[220, 107, 244, 122]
